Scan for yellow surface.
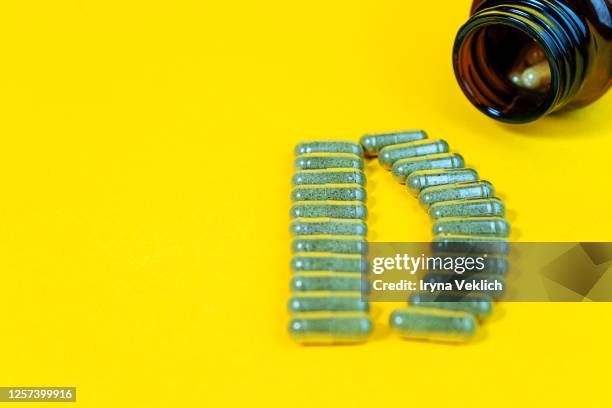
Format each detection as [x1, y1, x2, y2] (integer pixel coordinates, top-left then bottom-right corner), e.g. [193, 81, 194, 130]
[0, 0, 611, 406]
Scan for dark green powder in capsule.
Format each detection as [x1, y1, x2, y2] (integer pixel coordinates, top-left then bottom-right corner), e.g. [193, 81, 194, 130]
[429, 198, 505, 219]
[432, 235, 510, 255]
[392, 153, 465, 183]
[360, 130, 428, 156]
[290, 219, 367, 236]
[291, 255, 368, 273]
[295, 141, 363, 157]
[295, 155, 363, 170]
[419, 181, 495, 208]
[289, 315, 373, 344]
[389, 308, 476, 342]
[432, 217, 511, 237]
[291, 186, 366, 202]
[409, 292, 493, 320]
[290, 202, 367, 219]
[288, 295, 369, 313]
[407, 168, 479, 195]
[293, 170, 366, 186]
[291, 274, 365, 292]
[378, 139, 449, 169]
[292, 238, 368, 254]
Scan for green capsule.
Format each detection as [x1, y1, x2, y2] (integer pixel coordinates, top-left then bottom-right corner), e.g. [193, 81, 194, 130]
[360, 130, 428, 156]
[429, 198, 505, 219]
[290, 202, 367, 219]
[409, 292, 493, 320]
[295, 154, 363, 170]
[290, 219, 367, 236]
[291, 274, 365, 292]
[288, 295, 369, 313]
[433, 217, 510, 237]
[293, 169, 366, 186]
[292, 237, 368, 254]
[378, 140, 449, 169]
[295, 141, 363, 157]
[291, 255, 368, 273]
[289, 315, 373, 344]
[407, 168, 479, 194]
[389, 308, 477, 342]
[419, 181, 495, 208]
[432, 235, 510, 255]
[392, 153, 465, 183]
[291, 186, 366, 202]
[422, 273, 506, 300]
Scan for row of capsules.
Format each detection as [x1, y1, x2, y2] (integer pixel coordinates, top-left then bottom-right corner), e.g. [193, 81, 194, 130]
[288, 141, 373, 344]
[360, 130, 510, 343]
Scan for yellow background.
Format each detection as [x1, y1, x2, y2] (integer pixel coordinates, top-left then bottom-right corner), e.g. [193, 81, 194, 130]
[0, 0, 610, 406]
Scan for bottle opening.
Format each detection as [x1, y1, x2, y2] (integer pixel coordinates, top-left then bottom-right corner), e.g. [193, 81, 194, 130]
[454, 23, 557, 123]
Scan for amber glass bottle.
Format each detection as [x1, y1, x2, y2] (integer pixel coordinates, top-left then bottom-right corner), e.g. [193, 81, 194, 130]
[453, 0, 612, 123]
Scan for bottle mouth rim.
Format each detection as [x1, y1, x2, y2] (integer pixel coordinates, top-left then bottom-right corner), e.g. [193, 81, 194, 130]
[453, 14, 563, 124]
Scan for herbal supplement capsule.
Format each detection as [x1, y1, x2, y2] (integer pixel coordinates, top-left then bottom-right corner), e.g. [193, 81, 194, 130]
[290, 202, 367, 219]
[291, 274, 365, 292]
[432, 235, 509, 255]
[290, 218, 367, 236]
[433, 217, 511, 237]
[429, 198, 505, 219]
[409, 292, 493, 320]
[389, 308, 476, 342]
[288, 295, 369, 313]
[291, 255, 368, 273]
[291, 186, 366, 202]
[295, 141, 363, 157]
[289, 315, 373, 344]
[292, 237, 368, 254]
[419, 181, 495, 208]
[407, 168, 479, 195]
[378, 140, 449, 169]
[521, 60, 552, 90]
[360, 130, 428, 156]
[422, 273, 506, 300]
[294, 154, 363, 170]
[293, 169, 366, 186]
[392, 153, 465, 183]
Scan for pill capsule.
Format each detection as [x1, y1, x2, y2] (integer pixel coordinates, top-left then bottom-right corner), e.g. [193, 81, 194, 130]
[291, 186, 366, 202]
[295, 154, 363, 170]
[292, 237, 368, 254]
[432, 235, 510, 255]
[432, 217, 511, 237]
[290, 219, 367, 236]
[389, 308, 476, 342]
[288, 295, 369, 313]
[429, 254, 509, 275]
[429, 198, 505, 219]
[422, 273, 505, 300]
[290, 202, 367, 219]
[291, 255, 368, 273]
[521, 60, 551, 90]
[419, 181, 495, 208]
[409, 292, 493, 320]
[291, 274, 365, 292]
[392, 153, 465, 183]
[289, 315, 373, 344]
[360, 130, 428, 156]
[295, 141, 363, 157]
[378, 140, 449, 169]
[293, 169, 366, 186]
[407, 168, 479, 195]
